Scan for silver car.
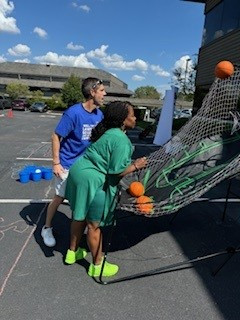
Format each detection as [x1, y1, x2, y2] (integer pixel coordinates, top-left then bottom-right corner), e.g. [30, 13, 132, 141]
[30, 102, 48, 113]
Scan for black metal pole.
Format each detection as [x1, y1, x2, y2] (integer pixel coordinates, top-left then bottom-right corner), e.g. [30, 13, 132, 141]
[98, 250, 228, 285]
[99, 215, 116, 284]
[222, 179, 232, 222]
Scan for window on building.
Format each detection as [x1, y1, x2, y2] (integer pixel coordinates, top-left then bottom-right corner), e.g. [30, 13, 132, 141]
[202, 0, 240, 46]
[102, 80, 110, 86]
[202, 1, 223, 46]
[0, 73, 19, 79]
[20, 74, 51, 81]
[222, 0, 240, 34]
[52, 76, 68, 82]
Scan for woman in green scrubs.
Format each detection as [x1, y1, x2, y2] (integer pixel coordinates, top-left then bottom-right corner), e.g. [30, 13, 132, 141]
[65, 101, 147, 277]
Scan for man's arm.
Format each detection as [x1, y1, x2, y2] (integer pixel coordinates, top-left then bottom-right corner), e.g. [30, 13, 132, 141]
[52, 133, 64, 177]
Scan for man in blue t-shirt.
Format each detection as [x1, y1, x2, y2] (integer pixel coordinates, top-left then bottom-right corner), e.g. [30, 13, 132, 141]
[41, 78, 106, 247]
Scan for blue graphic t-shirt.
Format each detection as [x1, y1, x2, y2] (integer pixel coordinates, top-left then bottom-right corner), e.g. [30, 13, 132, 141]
[55, 103, 103, 169]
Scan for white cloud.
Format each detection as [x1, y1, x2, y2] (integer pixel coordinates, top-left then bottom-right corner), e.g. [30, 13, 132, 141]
[174, 55, 193, 71]
[0, 54, 6, 62]
[80, 5, 90, 12]
[172, 55, 194, 82]
[159, 51, 166, 58]
[67, 42, 84, 50]
[0, 0, 20, 33]
[156, 84, 172, 95]
[150, 64, 170, 77]
[72, 2, 90, 12]
[110, 72, 118, 78]
[87, 45, 149, 71]
[8, 44, 31, 56]
[33, 27, 47, 39]
[34, 51, 96, 68]
[102, 57, 148, 71]
[71, 2, 78, 8]
[14, 58, 30, 63]
[132, 75, 145, 81]
[87, 44, 109, 59]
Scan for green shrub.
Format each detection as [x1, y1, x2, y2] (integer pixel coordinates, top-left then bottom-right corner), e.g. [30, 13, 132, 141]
[61, 74, 83, 106]
[45, 95, 67, 110]
[28, 90, 45, 105]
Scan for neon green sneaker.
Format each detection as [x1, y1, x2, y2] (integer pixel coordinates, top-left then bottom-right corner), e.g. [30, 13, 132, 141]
[88, 260, 119, 277]
[65, 247, 87, 264]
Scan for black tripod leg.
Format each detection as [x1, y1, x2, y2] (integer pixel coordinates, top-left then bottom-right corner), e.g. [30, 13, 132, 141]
[212, 247, 236, 276]
[222, 179, 232, 222]
[99, 215, 116, 284]
[98, 187, 122, 284]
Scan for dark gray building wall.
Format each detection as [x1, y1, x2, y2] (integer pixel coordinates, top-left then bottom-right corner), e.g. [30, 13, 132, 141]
[184, 0, 240, 111]
[184, 0, 221, 13]
[205, 0, 221, 12]
[196, 29, 240, 86]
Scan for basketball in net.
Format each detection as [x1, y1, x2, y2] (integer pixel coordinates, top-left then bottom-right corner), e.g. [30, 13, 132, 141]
[136, 195, 153, 214]
[214, 60, 234, 79]
[128, 181, 145, 197]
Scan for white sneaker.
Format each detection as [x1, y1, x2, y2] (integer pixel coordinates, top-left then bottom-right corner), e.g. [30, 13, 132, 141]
[41, 226, 56, 247]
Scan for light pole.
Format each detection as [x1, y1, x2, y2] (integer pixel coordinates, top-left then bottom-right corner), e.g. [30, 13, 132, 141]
[184, 58, 191, 94]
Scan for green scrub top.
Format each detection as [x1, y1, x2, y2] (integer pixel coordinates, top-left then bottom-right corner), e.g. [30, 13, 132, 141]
[65, 128, 133, 225]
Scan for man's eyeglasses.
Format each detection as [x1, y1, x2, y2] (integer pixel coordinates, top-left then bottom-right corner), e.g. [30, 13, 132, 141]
[92, 80, 103, 89]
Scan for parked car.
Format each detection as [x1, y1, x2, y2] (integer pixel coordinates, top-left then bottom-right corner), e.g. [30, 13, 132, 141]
[30, 102, 48, 113]
[174, 109, 192, 119]
[181, 109, 192, 118]
[151, 108, 161, 120]
[173, 110, 182, 119]
[0, 95, 11, 109]
[11, 99, 30, 111]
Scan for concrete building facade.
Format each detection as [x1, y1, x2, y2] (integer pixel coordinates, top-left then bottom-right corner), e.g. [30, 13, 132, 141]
[0, 61, 133, 98]
[0, 61, 164, 111]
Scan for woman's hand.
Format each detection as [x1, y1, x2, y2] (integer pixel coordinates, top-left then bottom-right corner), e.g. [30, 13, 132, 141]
[119, 157, 148, 177]
[133, 156, 147, 170]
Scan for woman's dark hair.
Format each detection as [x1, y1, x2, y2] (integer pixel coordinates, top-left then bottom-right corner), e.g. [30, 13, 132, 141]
[91, 101, 134, 142]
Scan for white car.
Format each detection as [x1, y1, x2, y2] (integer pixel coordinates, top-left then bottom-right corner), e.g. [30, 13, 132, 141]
[181, 109, 192, 118]
[173, 110, 182, 119]
[174, 109, 192, 119]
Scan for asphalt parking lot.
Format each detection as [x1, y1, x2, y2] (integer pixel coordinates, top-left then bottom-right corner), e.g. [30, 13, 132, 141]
[1, 109, 240, 320]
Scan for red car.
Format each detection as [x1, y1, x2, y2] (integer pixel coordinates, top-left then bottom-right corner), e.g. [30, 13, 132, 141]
[11, 99, 30, 111]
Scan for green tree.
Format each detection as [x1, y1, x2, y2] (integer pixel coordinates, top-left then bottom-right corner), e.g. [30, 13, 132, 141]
[6, 82, 30, 100]
[46, 94, 67, 110]
[134, 86, 161, 99]
[172, 57, 197, 98]
[61, 74, 83, 106]
[29, 90, 44, 104]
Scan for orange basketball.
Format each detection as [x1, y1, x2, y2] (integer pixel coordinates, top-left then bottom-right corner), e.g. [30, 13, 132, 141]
[136, 195, 153, 214]
[128, 181, 145, 197]
[214, 60, 234, 79]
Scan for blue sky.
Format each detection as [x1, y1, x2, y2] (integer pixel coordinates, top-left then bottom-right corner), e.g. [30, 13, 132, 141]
[0, 0, 205, 94]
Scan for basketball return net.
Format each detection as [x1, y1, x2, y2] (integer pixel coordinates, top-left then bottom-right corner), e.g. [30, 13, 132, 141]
[119, 65, 240, 217]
